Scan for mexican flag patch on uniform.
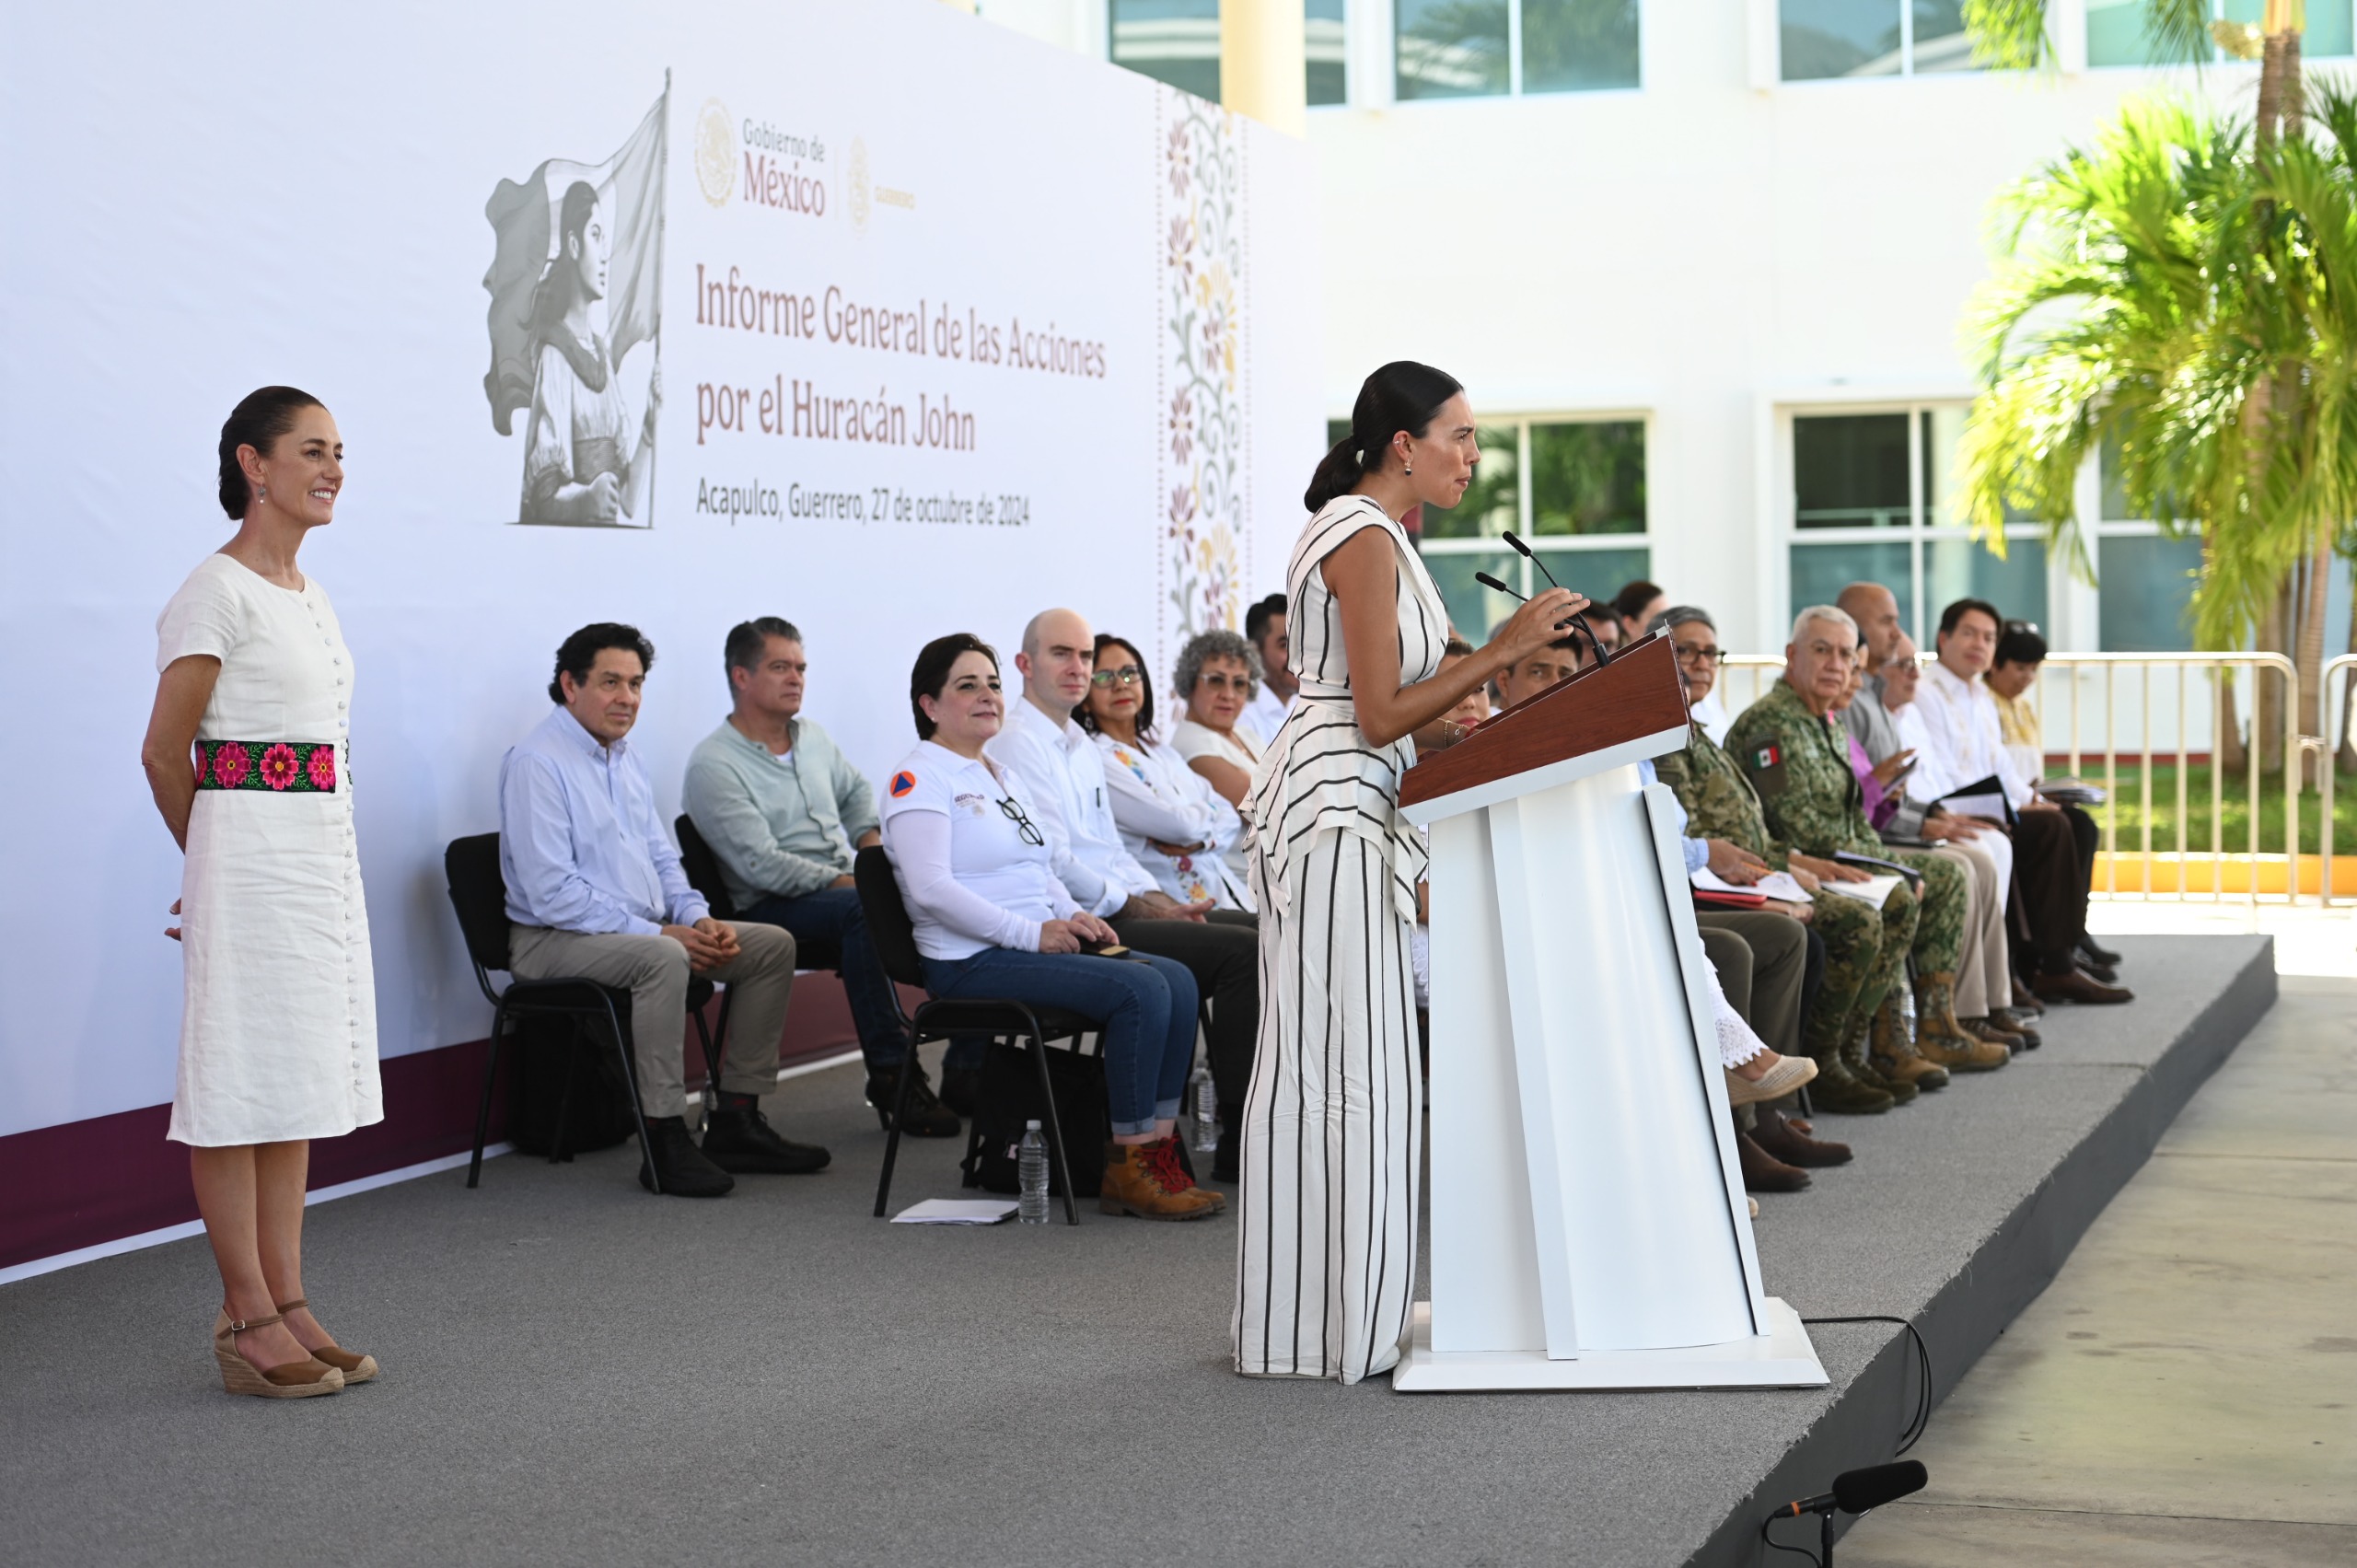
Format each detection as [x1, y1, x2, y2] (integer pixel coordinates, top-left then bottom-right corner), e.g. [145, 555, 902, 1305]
[1751, 744, 1781, 770]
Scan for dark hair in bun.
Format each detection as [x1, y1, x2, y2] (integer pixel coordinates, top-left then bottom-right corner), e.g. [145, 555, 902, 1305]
[1303, 360, 1463, 513]
[217, 386, 325, 519]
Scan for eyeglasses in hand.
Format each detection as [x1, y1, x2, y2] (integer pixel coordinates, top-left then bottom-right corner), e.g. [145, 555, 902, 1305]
[997, 796, 1045, 846]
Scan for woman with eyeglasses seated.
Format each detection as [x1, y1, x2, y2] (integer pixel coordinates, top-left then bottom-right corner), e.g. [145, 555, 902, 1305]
[1078, 633, 1255, 914]
[1167, 629, 1265, 896]
[878, 633, 1223, 1221]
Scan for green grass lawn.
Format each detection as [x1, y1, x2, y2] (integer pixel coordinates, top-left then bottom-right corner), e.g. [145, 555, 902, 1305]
[2060, 761, 2357, 856]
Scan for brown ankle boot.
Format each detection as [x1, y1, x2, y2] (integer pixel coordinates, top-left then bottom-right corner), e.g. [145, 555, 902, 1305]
[1913, 973, 2008, 1072]
[1098, 1138, 1223, 1221]
[1805, 1040, 1893, 1114]
[1869, 996, 1950, 1092]
[1841, 1013, 1917, 1103]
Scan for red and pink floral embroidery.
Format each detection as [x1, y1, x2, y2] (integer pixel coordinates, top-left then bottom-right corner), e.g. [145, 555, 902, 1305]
[195, 740, 341, 794]
[209, 741, 250, 789]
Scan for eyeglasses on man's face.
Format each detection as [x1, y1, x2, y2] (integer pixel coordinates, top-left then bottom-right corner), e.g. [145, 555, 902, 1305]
[997, 797, 1045, 846]
[1091, 666, 1143, 689]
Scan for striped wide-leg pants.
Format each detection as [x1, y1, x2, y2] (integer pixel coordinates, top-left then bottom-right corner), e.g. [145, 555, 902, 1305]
[1232, 829, 1422, 1383]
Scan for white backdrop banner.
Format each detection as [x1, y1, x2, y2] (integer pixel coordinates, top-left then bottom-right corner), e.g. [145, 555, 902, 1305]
[0, 1, 1322, 1138]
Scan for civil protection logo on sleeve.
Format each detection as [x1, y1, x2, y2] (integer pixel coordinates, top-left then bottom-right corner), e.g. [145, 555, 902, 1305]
[890, 771, 916, 798]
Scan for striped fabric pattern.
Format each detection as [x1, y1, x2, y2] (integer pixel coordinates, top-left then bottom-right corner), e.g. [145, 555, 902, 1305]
[1232, 495, 1450, 1383]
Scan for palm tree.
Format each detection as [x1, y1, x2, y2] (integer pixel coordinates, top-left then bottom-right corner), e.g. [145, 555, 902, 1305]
[1956, 2, 2350, 774]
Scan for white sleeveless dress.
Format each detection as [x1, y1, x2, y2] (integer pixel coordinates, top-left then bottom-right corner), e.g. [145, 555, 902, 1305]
[1232, 496, 1446, 1382]
[157, 554, 381, 1146]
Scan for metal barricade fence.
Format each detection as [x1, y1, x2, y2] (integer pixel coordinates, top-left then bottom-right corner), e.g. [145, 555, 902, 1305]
[1708, 653, 2326, 906]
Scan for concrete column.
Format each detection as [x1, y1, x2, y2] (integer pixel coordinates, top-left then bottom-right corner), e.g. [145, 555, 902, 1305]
[1221, 0, 1306, 135]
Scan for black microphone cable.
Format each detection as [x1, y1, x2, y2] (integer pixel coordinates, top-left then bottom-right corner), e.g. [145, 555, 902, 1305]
[1759, 1316, 1935, 1566]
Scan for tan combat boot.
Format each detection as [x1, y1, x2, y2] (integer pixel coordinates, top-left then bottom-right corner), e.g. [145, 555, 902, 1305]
[1840, 1011, 1917, 1104]
[1912, 973, 2008, 1073]
[1098, 1138, 1224, 1221]
[1869, 994, 1951, 1092]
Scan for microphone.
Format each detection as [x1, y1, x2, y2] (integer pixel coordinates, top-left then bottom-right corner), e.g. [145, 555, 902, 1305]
[1472, 570, 1525, 601]
[1779, 1460, 1928, 1518]
[1501, 531, 1610, 666]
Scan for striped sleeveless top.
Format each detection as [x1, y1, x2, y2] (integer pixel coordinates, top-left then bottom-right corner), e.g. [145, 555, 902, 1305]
[1244, 494, 1450, 922]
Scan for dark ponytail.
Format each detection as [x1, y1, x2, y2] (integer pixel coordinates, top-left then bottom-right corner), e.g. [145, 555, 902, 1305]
[217, 385, 325, 519]
[1303, 360, 1464, 513]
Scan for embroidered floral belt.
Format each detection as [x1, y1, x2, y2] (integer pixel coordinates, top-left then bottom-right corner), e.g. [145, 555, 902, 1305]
[195, 739, 340, 794]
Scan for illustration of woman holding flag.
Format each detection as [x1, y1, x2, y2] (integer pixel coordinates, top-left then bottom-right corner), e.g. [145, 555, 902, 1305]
[519, 180, 661, 525]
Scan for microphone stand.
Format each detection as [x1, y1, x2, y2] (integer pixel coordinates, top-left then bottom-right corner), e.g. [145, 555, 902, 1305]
[1502, 530, 1610, 668]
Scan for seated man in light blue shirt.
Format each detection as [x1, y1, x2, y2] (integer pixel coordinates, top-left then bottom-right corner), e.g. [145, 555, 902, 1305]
[682, 617, 958, 1140]
[500, 621, 826, 1198]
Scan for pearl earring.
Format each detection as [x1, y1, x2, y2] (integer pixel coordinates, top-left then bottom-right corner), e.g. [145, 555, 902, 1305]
[1403, 462, 1412, 476]
[256, 486, 267, 504]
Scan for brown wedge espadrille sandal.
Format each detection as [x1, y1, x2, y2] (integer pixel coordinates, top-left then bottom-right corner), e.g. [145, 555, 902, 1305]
[212, 1311, 343, 1399]
[276, 1297, 378, 1385]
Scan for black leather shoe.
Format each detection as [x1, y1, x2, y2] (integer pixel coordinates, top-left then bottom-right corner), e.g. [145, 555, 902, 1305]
[638, 1115, 734, 1197]
[866, 1066, 960, 1138]
[938, 1066, 981, 1119]
[2076, 956, 2119, 985]
[2079, 935, 2122, 968]
[700, 1106, 830, 1174]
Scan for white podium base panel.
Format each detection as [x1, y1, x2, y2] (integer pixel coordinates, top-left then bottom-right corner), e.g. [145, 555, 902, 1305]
[1392, 1297, 1829, 1393]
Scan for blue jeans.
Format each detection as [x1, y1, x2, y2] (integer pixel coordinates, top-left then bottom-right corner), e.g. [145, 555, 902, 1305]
[918, 947, 1198, 1137]
[738, 886, 908, 1075]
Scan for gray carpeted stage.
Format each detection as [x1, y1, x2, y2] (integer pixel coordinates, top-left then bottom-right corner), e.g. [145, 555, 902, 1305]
[0, 935, 2273, 1567]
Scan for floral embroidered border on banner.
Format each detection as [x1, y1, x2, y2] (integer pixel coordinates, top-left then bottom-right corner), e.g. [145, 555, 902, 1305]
[1156, 87, 1249, 667]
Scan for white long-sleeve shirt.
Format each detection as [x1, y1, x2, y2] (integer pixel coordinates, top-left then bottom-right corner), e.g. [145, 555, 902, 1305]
[1093, 731, 1255, 912]
[877, 741, 1079, 960]
[985, 696, 1157, 918]
[1910, 661, 2036, 810]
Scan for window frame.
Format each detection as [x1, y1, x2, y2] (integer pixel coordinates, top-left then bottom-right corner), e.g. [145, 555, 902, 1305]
[1769, 0, 1980, 84]
[1387, 0, 1648, 106]
[1410, 410, 1655, 599]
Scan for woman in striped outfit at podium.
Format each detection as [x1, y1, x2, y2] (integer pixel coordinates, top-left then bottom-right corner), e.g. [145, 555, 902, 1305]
[1233, 363, 1585, 1383]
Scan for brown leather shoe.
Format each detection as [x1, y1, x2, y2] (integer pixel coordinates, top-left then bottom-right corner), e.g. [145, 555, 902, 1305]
[1736, 1129, 1811, 1192]
[2034, 968, 2134, 1005]
[1964, 1016, 2026, 1054]
[1749, 1109, 1852, 1167]
[1098, 1138, 1222, 1221]
[2009, 978, 2045, 1015]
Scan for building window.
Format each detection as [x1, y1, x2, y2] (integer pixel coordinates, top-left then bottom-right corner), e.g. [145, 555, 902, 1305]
[1787, 405, 2046, 644]
[1407, 417, 1650, 641]
[1111, 0, 1222, 101]
[2088, 1, 2352, 68]
[1395, 0, 1641, 101]
[1109, 0, 1354, 106]
[2094, 436, 2204, 652]
[1308, 0, 1349, 104]
[1779, 0, 1973, 81]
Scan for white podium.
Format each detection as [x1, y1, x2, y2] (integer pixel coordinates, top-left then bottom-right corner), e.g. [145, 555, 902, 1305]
[1393, 634, 1828, 1392]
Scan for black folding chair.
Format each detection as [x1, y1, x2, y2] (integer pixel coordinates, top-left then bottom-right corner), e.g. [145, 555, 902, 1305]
[674, 814, 847, 1104]
[444, 832, 714, 1192]
[854, 845, 1097, 1224]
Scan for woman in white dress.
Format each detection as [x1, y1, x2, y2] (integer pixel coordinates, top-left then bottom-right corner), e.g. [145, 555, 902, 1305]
[1166, 629, 1264, 896]
[1078, 633, 1254, 914]
[140, 388, 381, 1399]
[1232, 362, 1591, 1384]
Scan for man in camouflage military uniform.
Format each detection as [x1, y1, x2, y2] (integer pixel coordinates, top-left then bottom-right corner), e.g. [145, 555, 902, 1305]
[1657, 626, 1924, 1115]
[1724, 606, 2006, 1104]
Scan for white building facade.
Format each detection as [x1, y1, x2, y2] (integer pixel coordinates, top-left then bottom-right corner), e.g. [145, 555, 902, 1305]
[982, 0, 2356, 656]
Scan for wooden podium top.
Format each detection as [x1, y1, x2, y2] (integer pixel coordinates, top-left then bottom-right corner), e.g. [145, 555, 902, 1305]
[1399, 632, 1690, 814]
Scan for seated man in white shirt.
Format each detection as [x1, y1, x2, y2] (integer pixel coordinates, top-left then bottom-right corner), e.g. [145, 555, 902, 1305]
[1236, 591, 1295, 749]
[1914, 598, 2126, 1005]
[500, 622, 826, 1198]
[985, 608, 1260, 1181]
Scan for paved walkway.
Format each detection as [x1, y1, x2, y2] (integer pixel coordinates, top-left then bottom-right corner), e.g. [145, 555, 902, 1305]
[1842, 906, 2356, 1567]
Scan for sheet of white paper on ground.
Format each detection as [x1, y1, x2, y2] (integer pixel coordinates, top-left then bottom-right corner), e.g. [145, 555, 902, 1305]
[1690, 866, 1814, 904]
[1818, 873, 1902, 910]
[891, 1199, 1019, 1225]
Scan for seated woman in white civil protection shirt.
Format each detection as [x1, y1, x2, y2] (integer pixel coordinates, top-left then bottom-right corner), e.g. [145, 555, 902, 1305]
[877, 633, 1223, 1221]
[1077, 633, 1255, 915]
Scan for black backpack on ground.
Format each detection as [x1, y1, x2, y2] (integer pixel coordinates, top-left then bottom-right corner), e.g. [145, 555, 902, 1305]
[505, 1014, 640, 1158]
[959, 1039, 1197, 1196]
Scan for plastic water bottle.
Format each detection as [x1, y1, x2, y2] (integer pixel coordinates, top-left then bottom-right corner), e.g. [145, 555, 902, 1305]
[1896, 985, 1919, 1047]
[1190, 1064, 1219, 1154]
[1016, 1121, 1050, 1225]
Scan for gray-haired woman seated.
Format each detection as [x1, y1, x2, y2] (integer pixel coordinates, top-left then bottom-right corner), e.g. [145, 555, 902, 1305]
[1167, 628, 1264, 897]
